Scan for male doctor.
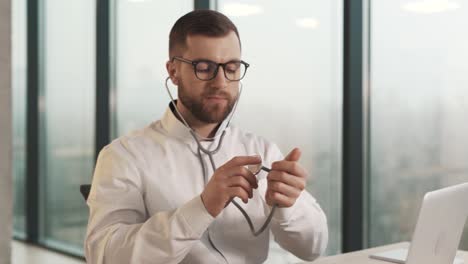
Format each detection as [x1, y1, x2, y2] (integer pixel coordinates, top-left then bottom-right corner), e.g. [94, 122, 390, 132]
[85, 10, 328, 264]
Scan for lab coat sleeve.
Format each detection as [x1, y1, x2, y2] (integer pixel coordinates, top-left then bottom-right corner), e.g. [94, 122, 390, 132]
[84, 142, 214, 264]
[264, 143, 329, 261]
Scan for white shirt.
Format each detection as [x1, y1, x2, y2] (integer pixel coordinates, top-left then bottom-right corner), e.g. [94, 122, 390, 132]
[85, 104, 328, 264]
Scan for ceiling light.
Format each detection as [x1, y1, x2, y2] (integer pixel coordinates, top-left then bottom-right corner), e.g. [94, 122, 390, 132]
[221, 3, 263, 17]
[295, 17, 319, 29]
[402, 0, 460, 14]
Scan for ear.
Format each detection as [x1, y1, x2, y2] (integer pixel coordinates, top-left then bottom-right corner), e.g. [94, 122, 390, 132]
[166, 60, 179, 86]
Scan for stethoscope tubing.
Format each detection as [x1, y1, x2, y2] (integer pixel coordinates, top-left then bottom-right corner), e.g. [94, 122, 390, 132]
[164, 77, 278, 237]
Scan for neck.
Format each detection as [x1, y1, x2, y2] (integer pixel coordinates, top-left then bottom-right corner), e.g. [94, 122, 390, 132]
[187, 118, 220, 139]
[174, 101, 221, 139]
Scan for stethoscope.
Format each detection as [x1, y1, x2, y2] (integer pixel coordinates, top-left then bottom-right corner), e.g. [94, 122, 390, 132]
[164, 76, 278, 238]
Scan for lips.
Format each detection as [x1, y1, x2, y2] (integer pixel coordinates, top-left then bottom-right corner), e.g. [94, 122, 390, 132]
[206, 96, 227, 100]
[204, 93, 229, 100]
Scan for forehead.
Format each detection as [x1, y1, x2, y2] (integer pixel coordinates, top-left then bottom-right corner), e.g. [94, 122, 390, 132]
[183, 31, 241, 62]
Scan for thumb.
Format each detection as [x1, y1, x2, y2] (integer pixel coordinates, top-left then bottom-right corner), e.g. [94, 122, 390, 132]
[284, 148, 301, 162]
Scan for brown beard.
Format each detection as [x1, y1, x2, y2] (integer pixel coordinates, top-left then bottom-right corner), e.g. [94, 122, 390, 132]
[177, 79, 237, 124]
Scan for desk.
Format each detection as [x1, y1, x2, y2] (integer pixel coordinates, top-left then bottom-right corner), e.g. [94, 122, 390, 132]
[300, 242, 468, 264]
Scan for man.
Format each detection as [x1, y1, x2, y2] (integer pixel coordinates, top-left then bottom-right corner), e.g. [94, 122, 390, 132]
[85, 10, 328, 264]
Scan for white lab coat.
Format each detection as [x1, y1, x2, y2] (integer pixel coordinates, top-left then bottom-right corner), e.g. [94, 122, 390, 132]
[85, 104, 328, 264]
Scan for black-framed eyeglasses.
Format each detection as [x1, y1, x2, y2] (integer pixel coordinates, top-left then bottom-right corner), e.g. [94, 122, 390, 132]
[172, 56, 249, 81]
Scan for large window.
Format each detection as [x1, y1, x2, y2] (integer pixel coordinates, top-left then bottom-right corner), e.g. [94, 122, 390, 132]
[110, 0, 193, 137]
[369, 0, 468, 249]
[12, 0, 468, 259]
[38, 0, 96, 254]
[218, 0, 343, 260]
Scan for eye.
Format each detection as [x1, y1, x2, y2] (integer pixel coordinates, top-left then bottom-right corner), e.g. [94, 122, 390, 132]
[195, 61, 215, 72]
[225, 62, 240, 73]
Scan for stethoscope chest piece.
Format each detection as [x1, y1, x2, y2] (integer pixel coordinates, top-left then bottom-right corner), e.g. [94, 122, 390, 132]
[247, 162, 271, 181]
[247, 163, 262, 175]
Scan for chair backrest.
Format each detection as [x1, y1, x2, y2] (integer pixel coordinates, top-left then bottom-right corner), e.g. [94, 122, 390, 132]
[80, 184, 92, 201]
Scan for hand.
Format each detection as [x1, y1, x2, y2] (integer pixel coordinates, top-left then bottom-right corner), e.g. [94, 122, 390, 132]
[266, 148, 307, 208]
[201, 156, 261, 217]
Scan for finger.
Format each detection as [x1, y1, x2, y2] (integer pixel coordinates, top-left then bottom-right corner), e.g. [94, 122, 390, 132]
[268, 180, 301, 198]
[265, 189, 274, 206]
[228, 186, 249, 203]
[226, 166, 258, 189]
[271, 160, 307, 179]
[225, 156, 262, 168]
[266, 189, 295, 208]
[227, 176, 253, 198]
[267, 170, 306, 191]
[284, 148, 301, 162]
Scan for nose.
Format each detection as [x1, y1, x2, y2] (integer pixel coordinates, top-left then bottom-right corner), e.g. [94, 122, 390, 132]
[211, 65, 228, 89]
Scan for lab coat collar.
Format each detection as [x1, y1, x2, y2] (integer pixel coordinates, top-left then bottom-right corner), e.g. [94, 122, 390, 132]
[160, 101, 231, 145]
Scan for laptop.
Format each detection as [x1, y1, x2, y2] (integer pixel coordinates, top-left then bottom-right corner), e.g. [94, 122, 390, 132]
[370, 182, 468, 264]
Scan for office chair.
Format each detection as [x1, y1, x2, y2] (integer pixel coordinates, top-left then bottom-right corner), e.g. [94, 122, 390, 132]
[80, 184, 92, 201]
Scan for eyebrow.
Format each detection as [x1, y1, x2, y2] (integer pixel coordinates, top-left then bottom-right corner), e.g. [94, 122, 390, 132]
[190, 57, 242, 63]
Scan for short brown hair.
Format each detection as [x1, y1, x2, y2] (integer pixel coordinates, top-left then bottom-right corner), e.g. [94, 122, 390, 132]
[169, 10, 241, 58]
